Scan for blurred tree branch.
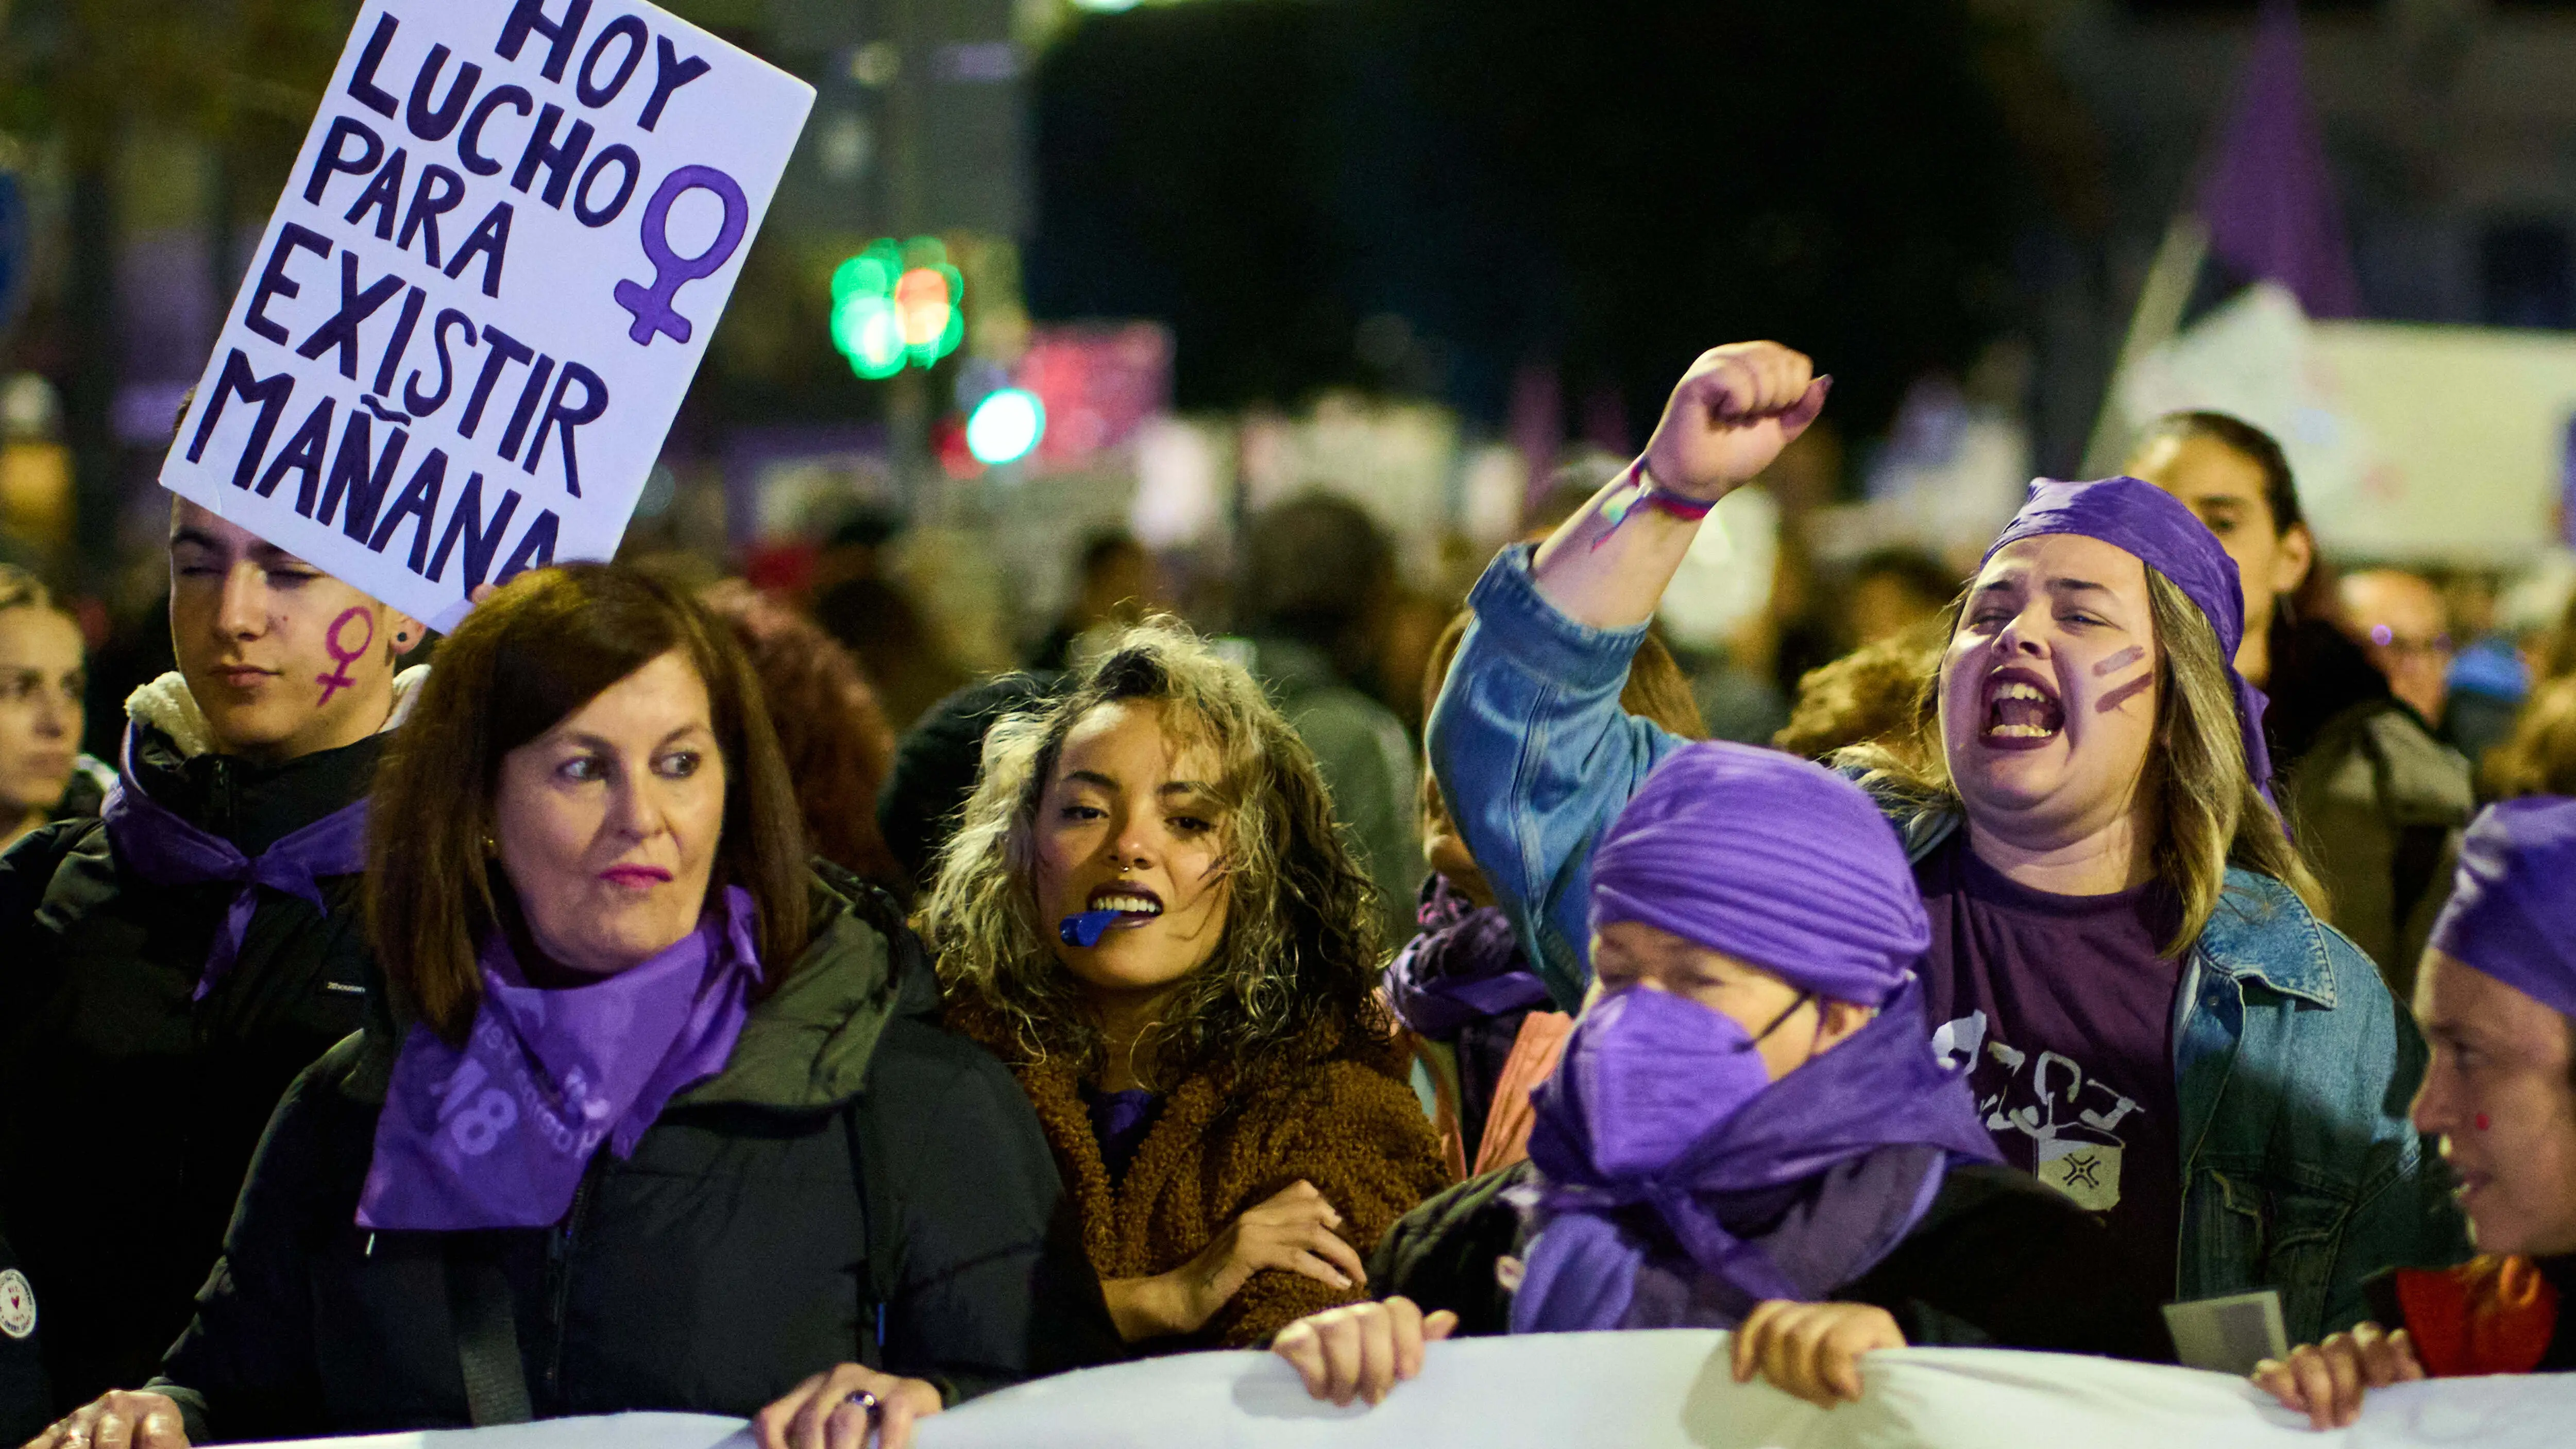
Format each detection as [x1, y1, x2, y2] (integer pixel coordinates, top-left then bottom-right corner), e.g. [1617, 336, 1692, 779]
[0, 0, 351, 174]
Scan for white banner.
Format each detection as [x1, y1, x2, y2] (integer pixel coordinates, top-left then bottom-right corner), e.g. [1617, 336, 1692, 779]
[230, 1333, 2576, 1449]
[161, 0, 812, 631]
[2112, 283, 2576, 566]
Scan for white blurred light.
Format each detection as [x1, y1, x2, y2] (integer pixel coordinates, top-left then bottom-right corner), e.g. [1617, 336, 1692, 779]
[1072, 0, 1141, 10]
[966, 388, 1045, 465]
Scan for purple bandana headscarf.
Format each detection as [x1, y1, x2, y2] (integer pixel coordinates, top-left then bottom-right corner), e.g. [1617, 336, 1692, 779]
[1983, 475, 2276, 802]
[1512, 744, 1995, 1332]
[1588, 743, 1928, 1007]
[357, 886, 765, 1231]
[99, 724, 370, 1001]
[2428, 798, 2576, 1018]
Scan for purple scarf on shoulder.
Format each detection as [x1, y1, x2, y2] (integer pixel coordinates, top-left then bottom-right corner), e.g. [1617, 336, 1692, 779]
[356, 887, 765, 1231]
[1511, 976, 1999, 1332]
[98, 724, 370, 1002]
[1383, 877, 1553, 1039]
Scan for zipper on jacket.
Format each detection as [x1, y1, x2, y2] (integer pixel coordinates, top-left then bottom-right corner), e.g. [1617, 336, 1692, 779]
[205, 756, 236, 842]
[543, 1155, 608, 1403]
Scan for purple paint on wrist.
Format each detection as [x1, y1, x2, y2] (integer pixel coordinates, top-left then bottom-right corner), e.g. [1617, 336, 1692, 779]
[1060, 910, 1122, 948]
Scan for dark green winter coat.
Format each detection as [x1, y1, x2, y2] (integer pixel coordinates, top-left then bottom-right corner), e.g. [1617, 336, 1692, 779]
[147, 870, 1122, 1443]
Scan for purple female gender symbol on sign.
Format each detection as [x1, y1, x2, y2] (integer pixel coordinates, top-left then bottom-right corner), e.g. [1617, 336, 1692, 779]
[613, 166, 749, 347]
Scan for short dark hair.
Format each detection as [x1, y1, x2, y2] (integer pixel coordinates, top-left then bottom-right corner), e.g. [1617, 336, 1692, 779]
[368, 564, 810, 1041]
[1077, 530, 1143, 579]
[2145, 411, 2304, 536]
[1239, 492, 1392, 646]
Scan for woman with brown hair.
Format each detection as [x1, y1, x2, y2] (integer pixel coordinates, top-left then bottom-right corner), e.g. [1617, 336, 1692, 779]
[32, 565, 1115, 1449]
[0, 565, 92, 850]
[924, 621, 1449, 1351]
[697, 578, 907, 893]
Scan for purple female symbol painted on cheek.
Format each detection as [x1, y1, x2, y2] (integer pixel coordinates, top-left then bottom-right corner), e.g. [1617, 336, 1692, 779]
[613, 165, 750, 347]
[315, 607, 375, 706]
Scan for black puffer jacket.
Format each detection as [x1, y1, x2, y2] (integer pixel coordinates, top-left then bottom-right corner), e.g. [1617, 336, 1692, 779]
[0, 721, 380, 1413]
[0, 1229, 48, 1447]
[1375, 1160, 2169, 1360]
[148, 870, 1121, 1443]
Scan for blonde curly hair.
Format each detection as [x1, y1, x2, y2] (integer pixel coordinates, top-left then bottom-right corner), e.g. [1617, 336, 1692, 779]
[923, 619, 1389, 1086]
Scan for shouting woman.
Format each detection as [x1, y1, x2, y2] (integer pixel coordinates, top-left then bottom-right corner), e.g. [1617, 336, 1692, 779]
[1427, 342, 2462, 1351]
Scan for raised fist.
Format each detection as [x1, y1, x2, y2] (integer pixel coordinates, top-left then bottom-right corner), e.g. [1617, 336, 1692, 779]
[1640, 342, 1828, 503]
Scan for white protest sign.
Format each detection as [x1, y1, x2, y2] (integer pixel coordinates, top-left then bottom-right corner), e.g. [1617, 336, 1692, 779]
[2112, 282, 2576, 565]
[161, 0, 812, 630]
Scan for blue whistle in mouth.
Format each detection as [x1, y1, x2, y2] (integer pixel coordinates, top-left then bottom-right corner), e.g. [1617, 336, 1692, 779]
[1059, 910, 1122, 948]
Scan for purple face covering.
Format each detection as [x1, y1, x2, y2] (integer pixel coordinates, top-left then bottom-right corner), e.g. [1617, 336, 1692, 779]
[2428, 798, 2576, 1019]
[1513, 976, 1999, 1332]
[1557, 988, 1777, 1180]
[1589, 743, 1928, 1007]
[356, 886, 765, 1232]
[1982, 475, 2276, 802]
[99, 724, 370, 1001]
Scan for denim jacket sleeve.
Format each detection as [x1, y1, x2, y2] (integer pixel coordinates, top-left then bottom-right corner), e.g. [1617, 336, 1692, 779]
[2174, 875, 2468, 1342]
[1426, 546, 1689, 1010]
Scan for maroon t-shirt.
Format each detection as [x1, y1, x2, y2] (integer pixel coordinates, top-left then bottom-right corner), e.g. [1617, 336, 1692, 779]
[1913, 833, 2186, 1336]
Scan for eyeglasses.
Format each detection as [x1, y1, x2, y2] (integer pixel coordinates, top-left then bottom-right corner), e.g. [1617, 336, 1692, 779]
[2366, 624, 2454, 661]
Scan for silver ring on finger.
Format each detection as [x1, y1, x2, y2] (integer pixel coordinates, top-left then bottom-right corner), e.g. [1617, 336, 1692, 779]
[846, 1389, 880, 1419]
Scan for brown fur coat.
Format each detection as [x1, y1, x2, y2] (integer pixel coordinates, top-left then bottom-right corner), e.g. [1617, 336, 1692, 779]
[953, 1010, 1450, 1349]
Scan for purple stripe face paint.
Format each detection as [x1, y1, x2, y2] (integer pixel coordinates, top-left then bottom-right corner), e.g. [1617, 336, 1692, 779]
[2092, 645, 2146, 677]
[2096, 670, 2155, 715]
[2093, 643, 2153, 715]
[1059, 910, 1122, 948]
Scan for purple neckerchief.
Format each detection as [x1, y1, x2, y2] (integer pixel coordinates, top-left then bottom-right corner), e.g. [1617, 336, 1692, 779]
[1383, 876, 1553, 1039]
[98, 723, 370, 1002]
[1984, 476, 2277, 804]
[356, 886, 764, 1232]
[1509, 976, 1999, 1333]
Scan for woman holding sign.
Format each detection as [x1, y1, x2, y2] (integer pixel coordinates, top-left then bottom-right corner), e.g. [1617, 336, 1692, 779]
[1419, 341, 2463, 1356]
[923, 623, 1451, 1352]
[23, 565, 1118, 1449]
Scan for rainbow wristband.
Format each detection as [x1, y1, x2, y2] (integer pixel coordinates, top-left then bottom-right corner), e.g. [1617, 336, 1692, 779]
[1590, 462, 1716, 549]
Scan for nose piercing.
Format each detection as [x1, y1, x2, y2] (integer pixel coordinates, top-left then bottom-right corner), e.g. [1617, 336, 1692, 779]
[2475, 1113, 2491, 1132]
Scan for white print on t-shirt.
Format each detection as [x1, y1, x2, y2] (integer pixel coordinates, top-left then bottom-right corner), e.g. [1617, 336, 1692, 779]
[1933, 1010, 2141, 1213]
[0, 1268, 34, 1340]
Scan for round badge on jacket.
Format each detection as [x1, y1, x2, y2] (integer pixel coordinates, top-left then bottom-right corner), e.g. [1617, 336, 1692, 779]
[0, 1269, 33, 1340]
